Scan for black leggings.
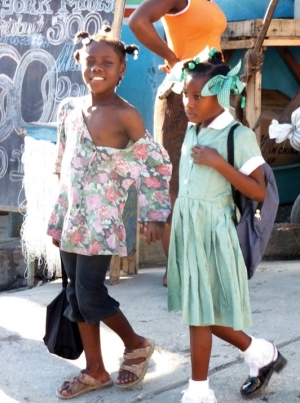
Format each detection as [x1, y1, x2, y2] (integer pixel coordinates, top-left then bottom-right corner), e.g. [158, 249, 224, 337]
[60, 251, 120, 324]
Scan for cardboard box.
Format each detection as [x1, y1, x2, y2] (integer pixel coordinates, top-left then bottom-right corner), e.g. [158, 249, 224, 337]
[230, 89, 300, 167]
[260, 90, 300, 167]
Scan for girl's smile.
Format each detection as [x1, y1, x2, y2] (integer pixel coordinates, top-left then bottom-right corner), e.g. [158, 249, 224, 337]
[81, 41, 125, 93]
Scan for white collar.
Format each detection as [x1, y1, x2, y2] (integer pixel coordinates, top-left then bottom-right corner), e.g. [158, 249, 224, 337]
[189, 110, 235, 132]
[207, 109, 234, 129]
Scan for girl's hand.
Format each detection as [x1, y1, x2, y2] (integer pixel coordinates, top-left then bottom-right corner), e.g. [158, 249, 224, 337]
[52, 238, 60, 247]
[158, 64, 171, 74]
[191, 145, 222, 168]
[140, 222, 164, 244]
[139, 222, 148, 236]
[158, 56, 180, 74]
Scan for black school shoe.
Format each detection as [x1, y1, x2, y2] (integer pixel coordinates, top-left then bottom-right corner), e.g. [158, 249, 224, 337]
[240, 350, 287, 399]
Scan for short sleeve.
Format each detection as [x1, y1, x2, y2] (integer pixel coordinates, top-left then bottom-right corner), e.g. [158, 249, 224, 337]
[233, 126, 265, 176]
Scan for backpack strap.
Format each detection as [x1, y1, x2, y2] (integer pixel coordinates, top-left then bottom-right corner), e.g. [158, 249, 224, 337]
[227, 123, 241, 224]
[60, 255, 68, 289]
[227, 123, 264, 223]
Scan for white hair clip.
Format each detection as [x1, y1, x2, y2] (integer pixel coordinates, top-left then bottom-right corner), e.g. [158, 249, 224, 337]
[133, 49, 138, 60]
[82, 37, 91, 45]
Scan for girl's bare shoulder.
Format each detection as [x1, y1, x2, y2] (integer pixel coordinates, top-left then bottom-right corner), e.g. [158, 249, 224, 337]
[117, 97, 146, 141]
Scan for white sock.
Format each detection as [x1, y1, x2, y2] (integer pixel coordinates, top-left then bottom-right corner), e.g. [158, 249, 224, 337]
[240, 336, 278, 377]
[187, 378, 209, 396]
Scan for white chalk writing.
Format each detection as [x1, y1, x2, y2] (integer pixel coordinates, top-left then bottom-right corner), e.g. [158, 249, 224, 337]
[0, 1, 115, 208]
[0, 0, 53, 18]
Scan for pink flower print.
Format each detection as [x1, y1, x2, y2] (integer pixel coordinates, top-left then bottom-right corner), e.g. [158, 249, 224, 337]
[48, 228, 62, 240]
[99, 172, 109, 184]
[114, 160, 130, 175]
[57, 197, 68, 207]
[89, 241, 101, 255]
[161, 148, 169, 159]
[156, 164, 172, 176]
[111, 170, 119, 179]
[109, 207, 119, 220]
[150, 151, 161, 161]
[101, 153, 109, 161]
[49, 212, 59, 225]
[131, 164, 144, 179]
[72, 157, 84, 169]
[97, 206, 111, 220]
[144, 177, 161, 189]
[93, 220, 103, 234]
[134, 144, 149, 159]
[147, 210, 168, 221]
[117, 226, 126, 242]
[107, 233, 116, 249]
[71, 229, 84, 244]
[106, 187, 119, 202]
[71, 187, 79, 204]
[139, 194, 149, 207]
[153, 192, 168, 204]
[112, 153, 122, 161]
[86, 194, 102, 210]
[122, 179, 133, 190]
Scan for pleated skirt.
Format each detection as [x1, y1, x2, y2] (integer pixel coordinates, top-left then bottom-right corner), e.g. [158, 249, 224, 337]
[167, 196, 252, 330]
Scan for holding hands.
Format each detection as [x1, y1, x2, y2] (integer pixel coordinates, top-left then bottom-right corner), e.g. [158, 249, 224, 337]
[140, 222, 165, 245]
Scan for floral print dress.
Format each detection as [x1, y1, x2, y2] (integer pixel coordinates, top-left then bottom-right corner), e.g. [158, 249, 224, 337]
[47, 97, 172, 256]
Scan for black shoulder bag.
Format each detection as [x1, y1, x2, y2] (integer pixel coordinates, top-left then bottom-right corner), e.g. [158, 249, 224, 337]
[43, 258, 83, 359]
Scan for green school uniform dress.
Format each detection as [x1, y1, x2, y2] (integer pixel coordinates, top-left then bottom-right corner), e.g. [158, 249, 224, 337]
[168, 113, 264, 330]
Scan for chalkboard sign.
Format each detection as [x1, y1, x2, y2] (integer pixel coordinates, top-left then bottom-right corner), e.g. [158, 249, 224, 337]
[0, 0, 115, 211]
[0, 0, 138, 256]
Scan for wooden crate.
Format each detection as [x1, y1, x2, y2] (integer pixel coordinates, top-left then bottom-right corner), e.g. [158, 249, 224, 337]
[222, 19, 300, 49]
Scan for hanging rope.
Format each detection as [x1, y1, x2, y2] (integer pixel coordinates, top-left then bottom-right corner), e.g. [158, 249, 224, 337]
[241, 49, 265, 82]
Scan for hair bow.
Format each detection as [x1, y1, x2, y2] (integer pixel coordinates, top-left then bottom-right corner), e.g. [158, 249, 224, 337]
[201, 60, 245, 109]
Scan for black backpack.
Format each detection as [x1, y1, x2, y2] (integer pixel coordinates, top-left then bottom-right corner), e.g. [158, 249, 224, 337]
[227, 124, 279, 279]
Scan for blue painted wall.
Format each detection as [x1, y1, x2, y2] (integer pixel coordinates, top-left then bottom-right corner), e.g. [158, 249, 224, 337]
[214, 0, 294, 21]
[117, 23, 165, 135]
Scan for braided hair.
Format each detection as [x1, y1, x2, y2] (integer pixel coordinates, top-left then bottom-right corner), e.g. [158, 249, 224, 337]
[182, 52, 229, 80]
[73, 25, 139, 64]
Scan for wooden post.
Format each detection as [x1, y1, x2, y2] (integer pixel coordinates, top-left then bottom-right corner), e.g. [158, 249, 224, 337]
[278, 89, 300, 124]
[245, 72, 262, 143]
[109, 256, 121, 285]
[27, 261, 35, 288]
[8, 212, 23, 237]
[112, 0, 126, 39]
[236, 0, 280, 143]
[109, 0, 140, 284]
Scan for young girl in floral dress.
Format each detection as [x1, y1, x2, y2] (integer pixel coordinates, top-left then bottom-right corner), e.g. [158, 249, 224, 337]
[47, 27, 171, 399]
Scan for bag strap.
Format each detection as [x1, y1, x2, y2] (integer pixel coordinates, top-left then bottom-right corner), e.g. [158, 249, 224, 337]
[60, 256, 68, 289]
[227, 123, 241, 223]
[227, 123, 264, 222]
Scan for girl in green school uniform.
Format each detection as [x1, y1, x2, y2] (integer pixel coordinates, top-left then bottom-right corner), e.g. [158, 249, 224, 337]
[167, 51, 287, 403]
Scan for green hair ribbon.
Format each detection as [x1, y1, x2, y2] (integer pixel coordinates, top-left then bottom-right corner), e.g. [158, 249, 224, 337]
[208, 47, 218, 57]
[201, 60, 245, 109]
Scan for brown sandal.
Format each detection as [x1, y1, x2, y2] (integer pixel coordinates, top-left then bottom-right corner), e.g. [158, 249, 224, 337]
[56, 371, 113, 399]
[116, 339, 155, 389]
